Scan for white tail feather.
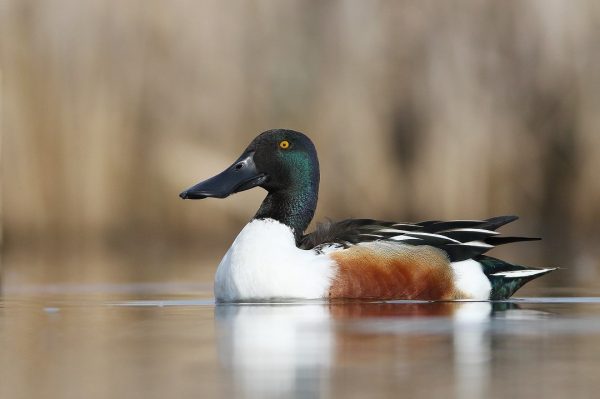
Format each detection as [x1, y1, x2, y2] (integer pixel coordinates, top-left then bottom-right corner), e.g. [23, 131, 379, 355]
[491, 268, 555, 278]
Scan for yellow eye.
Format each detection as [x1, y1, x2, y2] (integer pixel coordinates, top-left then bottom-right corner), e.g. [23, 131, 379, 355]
[279, 140, 290, 149]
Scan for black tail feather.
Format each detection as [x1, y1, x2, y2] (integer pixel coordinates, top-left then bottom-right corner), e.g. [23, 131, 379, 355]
[478, 215, 519, 231]
[478, 256, 556, 299]
[420, 220, 484, 232]
[485, 236, 541, 246]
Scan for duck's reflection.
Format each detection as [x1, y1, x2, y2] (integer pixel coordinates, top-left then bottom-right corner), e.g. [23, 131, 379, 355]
[215, 303, 333, 398]
[215, 301, 522, 398]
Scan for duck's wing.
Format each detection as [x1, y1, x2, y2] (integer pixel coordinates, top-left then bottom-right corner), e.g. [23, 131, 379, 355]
[299, 215, 539, 262]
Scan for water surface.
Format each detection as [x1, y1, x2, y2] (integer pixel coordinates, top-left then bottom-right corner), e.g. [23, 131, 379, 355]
[1, 284, 599, 399]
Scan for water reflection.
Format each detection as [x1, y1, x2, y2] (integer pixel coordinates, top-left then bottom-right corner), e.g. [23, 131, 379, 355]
[214, 301, 525, 399]
[215, 303, 333, 398]
[1, 293, 599, 398]
[452, 302, 493, 399]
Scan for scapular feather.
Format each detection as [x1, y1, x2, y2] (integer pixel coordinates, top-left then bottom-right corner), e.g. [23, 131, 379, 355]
[300, 215, 537, 263]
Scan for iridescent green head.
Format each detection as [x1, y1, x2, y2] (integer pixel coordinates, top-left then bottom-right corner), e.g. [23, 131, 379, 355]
[180, 129, 320, 238]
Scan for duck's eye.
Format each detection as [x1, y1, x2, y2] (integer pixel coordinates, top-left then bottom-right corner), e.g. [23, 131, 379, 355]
[279, 140, 290, 150]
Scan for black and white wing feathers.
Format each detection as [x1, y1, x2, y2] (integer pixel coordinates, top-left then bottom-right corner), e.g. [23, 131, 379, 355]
[299, 215, 539, 262]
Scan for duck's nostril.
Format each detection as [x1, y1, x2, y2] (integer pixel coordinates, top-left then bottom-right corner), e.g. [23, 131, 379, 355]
[234, 163, 243, 170]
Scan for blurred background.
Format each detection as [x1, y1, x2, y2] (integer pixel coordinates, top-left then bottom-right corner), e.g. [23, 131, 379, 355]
[1, 0, 599, 290]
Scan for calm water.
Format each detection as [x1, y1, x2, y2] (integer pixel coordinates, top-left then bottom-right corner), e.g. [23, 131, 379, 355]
[1, 284, 599, 399]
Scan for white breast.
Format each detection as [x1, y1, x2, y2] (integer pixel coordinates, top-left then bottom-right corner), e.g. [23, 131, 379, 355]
[214, 219, 336, 302]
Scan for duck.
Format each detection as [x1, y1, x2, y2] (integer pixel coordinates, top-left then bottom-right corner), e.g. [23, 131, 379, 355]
[179, 129, 555, 302]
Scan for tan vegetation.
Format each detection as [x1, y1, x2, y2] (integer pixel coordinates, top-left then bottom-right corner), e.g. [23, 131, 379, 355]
[1, 1, 599, 286]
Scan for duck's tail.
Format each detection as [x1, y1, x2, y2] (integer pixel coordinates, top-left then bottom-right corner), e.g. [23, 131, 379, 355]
[477, 255, 557, 300]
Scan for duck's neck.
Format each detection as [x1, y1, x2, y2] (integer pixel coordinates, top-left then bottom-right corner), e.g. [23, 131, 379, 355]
[254, 185, 318, 244]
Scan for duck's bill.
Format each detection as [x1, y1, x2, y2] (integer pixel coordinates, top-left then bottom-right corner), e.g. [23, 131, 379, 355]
[179, 152, 267, 199]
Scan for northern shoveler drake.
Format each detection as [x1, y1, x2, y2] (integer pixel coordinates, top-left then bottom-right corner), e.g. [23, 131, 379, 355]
[180, 129, 555, 302]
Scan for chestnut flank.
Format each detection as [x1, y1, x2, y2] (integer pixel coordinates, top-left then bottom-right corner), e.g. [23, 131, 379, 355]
[329, 242, 457, 300]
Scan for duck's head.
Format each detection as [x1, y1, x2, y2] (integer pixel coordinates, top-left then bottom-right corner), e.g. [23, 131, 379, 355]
[179, 129, 319, 202]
